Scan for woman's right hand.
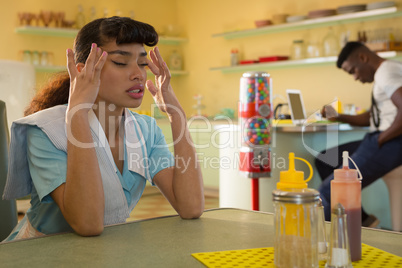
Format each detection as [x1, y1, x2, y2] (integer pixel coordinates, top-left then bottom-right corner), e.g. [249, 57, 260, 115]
[66, 43, 108, 112]
[56, 43, 108, 236]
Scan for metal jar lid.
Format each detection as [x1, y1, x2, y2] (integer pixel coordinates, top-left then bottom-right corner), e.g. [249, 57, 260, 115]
[332, 203, 346, 216]
[272, 188, 320, 204]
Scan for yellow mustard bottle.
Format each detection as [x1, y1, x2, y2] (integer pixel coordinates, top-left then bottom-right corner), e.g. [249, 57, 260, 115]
[276, 152, 313, 190]
[332, 97, 343, 114]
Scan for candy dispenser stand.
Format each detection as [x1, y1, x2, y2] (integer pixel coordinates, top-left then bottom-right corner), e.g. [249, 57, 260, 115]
[238, 71, 272, 210]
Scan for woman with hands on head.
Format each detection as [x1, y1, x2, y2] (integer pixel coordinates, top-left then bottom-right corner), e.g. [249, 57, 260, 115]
[2, 16, 204, 242]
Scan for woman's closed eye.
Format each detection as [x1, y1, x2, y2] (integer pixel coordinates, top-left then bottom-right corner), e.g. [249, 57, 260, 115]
[112, 60, 148, 68]
[112, 60, 127, 66]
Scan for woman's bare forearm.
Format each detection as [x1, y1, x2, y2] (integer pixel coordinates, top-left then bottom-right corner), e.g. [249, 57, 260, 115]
[61, 110, 105, 235]
[169, 110, 204, 219]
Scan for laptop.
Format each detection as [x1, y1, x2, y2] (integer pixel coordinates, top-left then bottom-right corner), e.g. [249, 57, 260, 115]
[286, 89, 307, 125]
[286, 89, 332, 126]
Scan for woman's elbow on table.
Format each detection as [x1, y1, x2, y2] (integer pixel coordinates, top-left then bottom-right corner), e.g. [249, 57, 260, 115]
[178, 205, 204, 219]
[71, 221, 104, 237]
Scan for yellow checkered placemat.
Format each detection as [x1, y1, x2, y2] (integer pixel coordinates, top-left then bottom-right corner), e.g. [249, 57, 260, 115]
[192, 244, 402, 267]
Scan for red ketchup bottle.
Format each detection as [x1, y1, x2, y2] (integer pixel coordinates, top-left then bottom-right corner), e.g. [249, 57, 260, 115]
[331, 151, 362, 262]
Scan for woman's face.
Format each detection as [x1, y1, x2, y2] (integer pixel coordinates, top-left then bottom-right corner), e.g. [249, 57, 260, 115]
[95, 40, 148, 111]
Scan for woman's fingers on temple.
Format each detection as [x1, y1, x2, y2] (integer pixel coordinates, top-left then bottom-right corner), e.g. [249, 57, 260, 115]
[66, 49, 78, 79]
[93, 51, 108, 81]
[147, 58, 160, 76]
[84, 43, 98, 73]
[151, 47, 166, 76]
[96, 47, 102, 61]
[149, 49, 160, 67]
[154, 48, 166, 72]
[66, 44, 106, 82]
[154, 47, 165, 64]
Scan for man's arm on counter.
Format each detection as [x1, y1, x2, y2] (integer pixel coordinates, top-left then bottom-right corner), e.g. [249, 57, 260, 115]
[336, 111, 371, 127]
[322, 105, 370, 127]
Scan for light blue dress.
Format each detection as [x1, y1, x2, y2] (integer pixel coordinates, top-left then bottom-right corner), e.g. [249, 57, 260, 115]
[4, 112, 174, 241]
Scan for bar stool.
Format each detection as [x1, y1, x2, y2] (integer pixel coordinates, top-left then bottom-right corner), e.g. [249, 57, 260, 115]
[382, 165, 402, 232]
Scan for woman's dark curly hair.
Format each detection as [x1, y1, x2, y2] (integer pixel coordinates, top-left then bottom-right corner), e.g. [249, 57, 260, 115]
[24, 16, 158, 116]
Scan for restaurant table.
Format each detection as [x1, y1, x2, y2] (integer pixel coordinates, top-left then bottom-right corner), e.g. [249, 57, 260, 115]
[0, 208, 401, 267]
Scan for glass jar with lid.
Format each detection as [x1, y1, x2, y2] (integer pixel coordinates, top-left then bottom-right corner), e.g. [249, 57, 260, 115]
[169, 50, 182, 70]
[273, 188, 320, 268]
[290, 40, 305, 60]
[40, 51, 48, 66]
[22, 50, 32, 64]
[322, 27, 339, 56]
[32, 51, 40, 65]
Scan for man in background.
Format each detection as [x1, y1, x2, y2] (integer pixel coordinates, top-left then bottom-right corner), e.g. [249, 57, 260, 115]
[316, 41, 402, 227]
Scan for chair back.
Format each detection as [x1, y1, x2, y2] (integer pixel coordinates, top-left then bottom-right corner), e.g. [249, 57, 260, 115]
[0, 100, 18, 241]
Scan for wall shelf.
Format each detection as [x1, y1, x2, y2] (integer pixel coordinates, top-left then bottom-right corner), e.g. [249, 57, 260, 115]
[210, 51, 402, 73]
[212, 7, 402, 39]
[15, 26, 187, 44]
[15, 26, 78, 37]
[158, 36, 188, 45]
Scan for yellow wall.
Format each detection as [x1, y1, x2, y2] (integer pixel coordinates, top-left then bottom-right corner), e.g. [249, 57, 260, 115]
[1, 0, 401, 117]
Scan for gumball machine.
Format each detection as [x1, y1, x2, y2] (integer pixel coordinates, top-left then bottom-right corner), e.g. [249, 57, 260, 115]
[238, 71, 272, 210]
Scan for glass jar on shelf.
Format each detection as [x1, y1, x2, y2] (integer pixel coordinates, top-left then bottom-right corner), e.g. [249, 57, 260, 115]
[22, 50, 32, 64]
[40, 51, 48, 66]
[230, 48, 239, 66]
[306, 41, 321, 58]
[290, 40, 305, 60]
[32, 51, 40, 65]
[75, 5, 86, 29]
[322, 27, 339, 57]
[169, 50, 183, 70]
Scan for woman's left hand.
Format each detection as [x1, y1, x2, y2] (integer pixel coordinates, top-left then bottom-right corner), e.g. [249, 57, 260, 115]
[146, 47, 183, 118]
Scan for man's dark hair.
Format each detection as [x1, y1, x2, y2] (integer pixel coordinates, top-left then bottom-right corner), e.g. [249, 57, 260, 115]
[336, 41, 365, 69]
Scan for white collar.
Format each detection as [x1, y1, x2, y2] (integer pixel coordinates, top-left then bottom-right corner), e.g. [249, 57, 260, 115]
[87, 108, 148, 178]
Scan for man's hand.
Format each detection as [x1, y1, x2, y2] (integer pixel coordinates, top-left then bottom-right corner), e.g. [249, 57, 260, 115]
[321, 105, 339, 121]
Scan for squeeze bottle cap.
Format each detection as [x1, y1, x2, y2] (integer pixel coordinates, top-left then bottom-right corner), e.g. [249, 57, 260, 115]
[277, 152, 313, 190]
[334, 151, 362, 181]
